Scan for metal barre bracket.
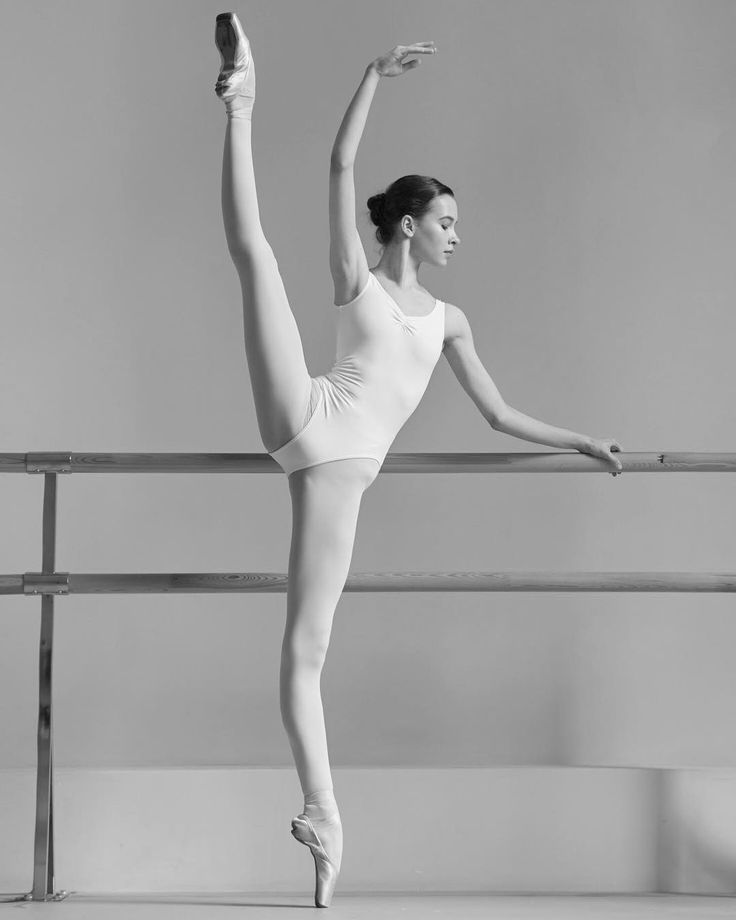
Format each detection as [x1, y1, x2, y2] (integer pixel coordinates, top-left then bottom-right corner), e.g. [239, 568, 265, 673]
[23, 573, 70, 595]
[25, 453, 72, 474]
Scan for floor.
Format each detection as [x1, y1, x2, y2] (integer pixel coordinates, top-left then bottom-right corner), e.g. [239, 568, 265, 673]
[1, 893, 735, 919]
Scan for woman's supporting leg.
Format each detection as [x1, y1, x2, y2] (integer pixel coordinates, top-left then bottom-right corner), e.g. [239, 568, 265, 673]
[280, 461, 375, 885]
[280, 462, 373, 796]
[219, 46, 313, 452]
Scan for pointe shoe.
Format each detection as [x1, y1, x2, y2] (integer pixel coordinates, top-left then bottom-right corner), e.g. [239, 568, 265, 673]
[214, 12, 255, 115]
[291, 812, 341, 908]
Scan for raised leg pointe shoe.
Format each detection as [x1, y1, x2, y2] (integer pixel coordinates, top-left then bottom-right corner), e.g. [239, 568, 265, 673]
[291, 812, 341, 908]
[214, 12, 255, 118]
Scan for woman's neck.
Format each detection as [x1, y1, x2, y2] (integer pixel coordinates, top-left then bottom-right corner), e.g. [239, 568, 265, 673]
[374, 246, 421, 289]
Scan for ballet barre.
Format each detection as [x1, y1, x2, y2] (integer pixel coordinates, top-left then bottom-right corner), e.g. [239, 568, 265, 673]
[1, 448, 734, 903]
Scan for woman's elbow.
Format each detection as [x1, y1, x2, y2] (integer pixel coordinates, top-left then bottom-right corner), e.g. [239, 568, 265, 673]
[490, 402, 510, 430]
[330, 153, 354, 171]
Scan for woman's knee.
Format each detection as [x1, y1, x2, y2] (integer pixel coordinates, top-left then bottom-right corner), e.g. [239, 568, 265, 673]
[281, 634, 330, 672]
[228, 237, 276, 275]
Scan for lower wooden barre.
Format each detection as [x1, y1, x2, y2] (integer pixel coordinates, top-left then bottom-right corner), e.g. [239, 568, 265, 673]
[0, 575, 24, 594]
[3, 572, 736, 594]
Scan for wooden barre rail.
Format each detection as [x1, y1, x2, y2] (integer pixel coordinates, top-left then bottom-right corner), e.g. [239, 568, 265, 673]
[1, 448, 733, 903]
[3, 572, 736, 594]
[1, 450, 736, 473]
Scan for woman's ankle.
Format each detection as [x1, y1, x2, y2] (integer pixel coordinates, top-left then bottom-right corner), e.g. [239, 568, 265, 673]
[303, 787, 340, 822]
[225, 98, 254, 119]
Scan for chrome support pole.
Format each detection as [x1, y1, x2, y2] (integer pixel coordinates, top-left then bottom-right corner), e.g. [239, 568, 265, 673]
[30, 473, 68, 902]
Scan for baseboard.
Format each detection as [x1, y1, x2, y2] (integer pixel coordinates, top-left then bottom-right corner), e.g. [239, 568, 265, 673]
[1, 767, 734, 894]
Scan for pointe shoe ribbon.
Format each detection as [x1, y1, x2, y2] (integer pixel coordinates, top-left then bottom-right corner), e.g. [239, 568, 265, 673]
[291, 813, 340, 908]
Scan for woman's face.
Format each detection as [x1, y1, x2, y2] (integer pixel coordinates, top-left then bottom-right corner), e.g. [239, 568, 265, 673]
[407, 194, 460, 266]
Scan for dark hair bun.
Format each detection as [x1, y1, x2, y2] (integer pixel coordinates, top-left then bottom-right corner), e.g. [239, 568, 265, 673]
[367, 192, 387, 227]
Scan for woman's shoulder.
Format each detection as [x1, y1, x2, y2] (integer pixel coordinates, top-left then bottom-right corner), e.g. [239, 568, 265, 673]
[441, 302, 470, 346]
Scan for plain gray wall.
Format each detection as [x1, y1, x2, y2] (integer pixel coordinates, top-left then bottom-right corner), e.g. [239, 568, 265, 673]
[1, 0, 735, 769]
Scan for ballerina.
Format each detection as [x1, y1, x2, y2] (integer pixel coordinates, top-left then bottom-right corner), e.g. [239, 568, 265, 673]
[214, 10, 622, 907]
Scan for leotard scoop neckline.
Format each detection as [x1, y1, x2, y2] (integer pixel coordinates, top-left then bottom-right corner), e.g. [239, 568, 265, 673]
[368, 270, 440, 319]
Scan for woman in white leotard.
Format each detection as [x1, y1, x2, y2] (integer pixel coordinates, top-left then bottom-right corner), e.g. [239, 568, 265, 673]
[214, 12, 622, 907]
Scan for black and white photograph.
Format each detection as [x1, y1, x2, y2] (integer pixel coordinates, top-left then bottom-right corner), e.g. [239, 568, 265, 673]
[1, 1, 735, 916]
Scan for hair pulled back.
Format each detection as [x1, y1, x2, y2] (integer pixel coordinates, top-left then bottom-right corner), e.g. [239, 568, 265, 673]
[367, 174, 454, 247]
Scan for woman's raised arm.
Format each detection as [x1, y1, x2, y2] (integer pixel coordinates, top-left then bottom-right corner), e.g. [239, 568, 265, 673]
[329, 44, 436, 305]
[331, 44, 436, 167]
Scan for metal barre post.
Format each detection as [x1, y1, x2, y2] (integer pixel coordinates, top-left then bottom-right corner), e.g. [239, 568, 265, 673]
[29, 473, 68, 902]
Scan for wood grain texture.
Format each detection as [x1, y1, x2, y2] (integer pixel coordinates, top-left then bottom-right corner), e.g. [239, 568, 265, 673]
[52, 571, 736, 594]
[0, 451, 735, 474]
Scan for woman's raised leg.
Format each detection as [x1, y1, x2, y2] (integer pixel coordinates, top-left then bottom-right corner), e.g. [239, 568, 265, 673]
[216, 13, 313, 452]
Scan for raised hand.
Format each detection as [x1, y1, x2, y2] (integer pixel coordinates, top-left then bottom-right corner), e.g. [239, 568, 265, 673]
[371, 42, 437, 77]
[580, 437, 624, 476]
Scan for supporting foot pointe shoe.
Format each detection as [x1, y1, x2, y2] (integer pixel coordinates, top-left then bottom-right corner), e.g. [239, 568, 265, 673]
[291, 813, 341, 908]
[214, 12, 255, 115]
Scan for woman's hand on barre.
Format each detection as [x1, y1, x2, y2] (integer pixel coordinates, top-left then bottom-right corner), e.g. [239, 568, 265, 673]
[370, 42, 437, 78]
[579, 437, 624, 476]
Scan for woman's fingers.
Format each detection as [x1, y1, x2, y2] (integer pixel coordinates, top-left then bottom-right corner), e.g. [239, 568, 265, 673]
[399, 43, 436, 70]
[578, 437, 623, 475]
[586, 437, 623, 475]
[398, 42, 437, 55]
[607, 442, 623, 474]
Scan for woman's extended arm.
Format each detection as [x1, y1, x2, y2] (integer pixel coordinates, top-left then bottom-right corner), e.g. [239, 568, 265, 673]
[444, 303, 624, 474]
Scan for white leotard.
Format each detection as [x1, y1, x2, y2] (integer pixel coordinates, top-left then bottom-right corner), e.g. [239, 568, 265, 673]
[269, 270, 446, 475]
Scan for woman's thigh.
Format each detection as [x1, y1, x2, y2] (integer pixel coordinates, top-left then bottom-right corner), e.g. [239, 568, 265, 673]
[232, 245, 313, 452]
[283, 460, 378, 657]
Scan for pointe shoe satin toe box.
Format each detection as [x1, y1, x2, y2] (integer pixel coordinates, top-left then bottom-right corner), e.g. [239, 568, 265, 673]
[214, 12, 254, 100]
[291, 813, 340, 908]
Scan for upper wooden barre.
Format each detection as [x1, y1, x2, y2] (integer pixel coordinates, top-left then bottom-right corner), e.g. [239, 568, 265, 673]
[1, 451, 736, 474]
